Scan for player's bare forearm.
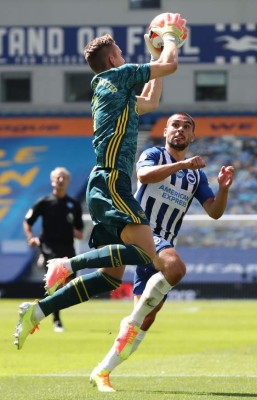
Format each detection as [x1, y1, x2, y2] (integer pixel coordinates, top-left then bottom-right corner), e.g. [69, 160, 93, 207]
[149, 41, 178, 79]
[137, 78, 162, 114]
[203, 190, 229, 220]
[138, 162, 185, 184]
[203, 166, 234, 219]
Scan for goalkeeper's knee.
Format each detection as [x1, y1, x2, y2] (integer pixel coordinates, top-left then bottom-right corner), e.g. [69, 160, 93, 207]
[124, 244, 153, 266]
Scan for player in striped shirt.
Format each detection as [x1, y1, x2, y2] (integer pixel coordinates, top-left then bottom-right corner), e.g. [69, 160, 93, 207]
[90, 112, 234, 391]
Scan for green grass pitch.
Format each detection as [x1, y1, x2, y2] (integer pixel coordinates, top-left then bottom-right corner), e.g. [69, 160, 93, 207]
[1, 299, 257, 399]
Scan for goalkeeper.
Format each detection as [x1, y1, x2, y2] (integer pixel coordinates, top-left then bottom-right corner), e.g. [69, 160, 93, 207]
[14, 13, 188, 354]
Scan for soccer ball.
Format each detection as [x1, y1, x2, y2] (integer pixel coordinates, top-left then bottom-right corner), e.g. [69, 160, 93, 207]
[148, 13, 172, 49]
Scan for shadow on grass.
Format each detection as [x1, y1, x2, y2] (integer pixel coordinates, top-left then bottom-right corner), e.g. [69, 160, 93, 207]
[120, 389, 257, 397]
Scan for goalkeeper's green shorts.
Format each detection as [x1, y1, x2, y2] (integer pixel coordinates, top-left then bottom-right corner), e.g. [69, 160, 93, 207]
[86, 167, 149, 248]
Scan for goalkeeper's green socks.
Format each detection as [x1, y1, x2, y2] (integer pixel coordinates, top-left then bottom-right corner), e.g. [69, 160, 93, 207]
[65, 244, 153, 272]
[38, 271, 121, 317]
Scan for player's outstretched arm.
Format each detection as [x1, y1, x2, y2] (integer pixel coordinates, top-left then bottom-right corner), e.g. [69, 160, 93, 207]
[137, 156, 206, 184]
[203, 165, 235, 219]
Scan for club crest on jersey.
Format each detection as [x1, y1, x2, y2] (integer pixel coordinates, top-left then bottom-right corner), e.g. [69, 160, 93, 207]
[187, 172, 196, 185]
[138, 210, 147, 219]
[176, 170, 185, 179]
[153, 236, 161, 245]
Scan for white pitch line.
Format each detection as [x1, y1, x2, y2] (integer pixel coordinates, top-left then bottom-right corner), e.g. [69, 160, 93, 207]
[1, 373, 257, 378]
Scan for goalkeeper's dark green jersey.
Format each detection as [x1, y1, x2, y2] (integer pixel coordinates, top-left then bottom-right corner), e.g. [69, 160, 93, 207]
[91, 63, 151, 177]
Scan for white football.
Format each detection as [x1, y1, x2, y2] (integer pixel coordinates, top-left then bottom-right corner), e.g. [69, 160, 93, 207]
[148, 13, 173, 48]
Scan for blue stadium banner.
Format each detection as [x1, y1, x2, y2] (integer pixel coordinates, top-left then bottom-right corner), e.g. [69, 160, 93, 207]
[0, 137, 95, 240]
[0, 23, 256, 65]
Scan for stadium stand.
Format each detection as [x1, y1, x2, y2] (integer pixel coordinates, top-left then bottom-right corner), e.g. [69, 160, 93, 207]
[142, 134, 257, 217]
[144, 114, 257, 217]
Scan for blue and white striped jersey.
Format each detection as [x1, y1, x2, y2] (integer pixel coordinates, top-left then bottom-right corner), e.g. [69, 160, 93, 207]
[135, 146, 215, 246]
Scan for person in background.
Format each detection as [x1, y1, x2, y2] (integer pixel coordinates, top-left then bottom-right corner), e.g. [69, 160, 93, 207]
[23, 166, 84, 332]
[90, 112, 235, 392]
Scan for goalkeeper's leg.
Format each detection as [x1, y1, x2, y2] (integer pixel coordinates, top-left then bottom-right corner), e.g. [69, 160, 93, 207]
[14, 269, 124, 350]
[45, 224, 156, 295]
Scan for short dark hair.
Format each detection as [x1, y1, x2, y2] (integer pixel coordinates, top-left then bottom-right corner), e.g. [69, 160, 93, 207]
[84, 34, 115, 74]
[168, 112, 195, 132]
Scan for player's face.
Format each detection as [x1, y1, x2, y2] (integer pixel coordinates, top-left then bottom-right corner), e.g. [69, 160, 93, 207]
[164, 115, 195, 151]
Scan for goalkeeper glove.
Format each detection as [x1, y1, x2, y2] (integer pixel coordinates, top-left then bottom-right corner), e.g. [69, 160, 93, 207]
[150, 13, 188, 48]
[144, 33, 161, 61]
